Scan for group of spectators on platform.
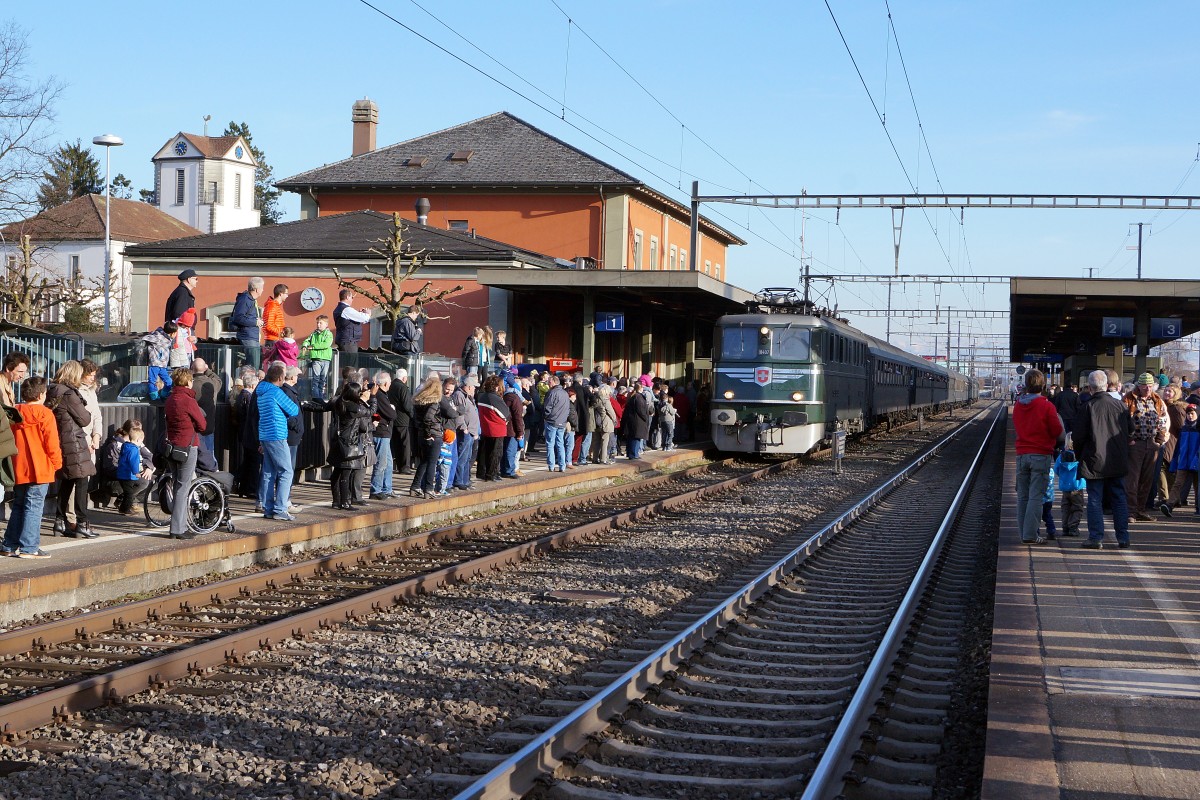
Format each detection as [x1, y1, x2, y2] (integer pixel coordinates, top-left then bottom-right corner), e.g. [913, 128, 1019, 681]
[1013, 367, 1199, 551]
[0, 353, 162, 557]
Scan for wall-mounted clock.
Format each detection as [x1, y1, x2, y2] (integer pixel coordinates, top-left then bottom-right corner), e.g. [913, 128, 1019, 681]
[174, 140, 188, 156]
[235, 145, 244, 159]
[300, 287, 325, 311]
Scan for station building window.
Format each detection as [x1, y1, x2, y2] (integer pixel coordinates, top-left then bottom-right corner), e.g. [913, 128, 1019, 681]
[669, 245, 677, 270]
[633, 230, 643, 270]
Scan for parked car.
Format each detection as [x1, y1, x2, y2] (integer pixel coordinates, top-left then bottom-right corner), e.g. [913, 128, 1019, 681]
[116, 382, 152, 403]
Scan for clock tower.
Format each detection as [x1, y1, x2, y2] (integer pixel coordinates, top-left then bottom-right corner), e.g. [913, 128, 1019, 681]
[151, 133, 260, 234]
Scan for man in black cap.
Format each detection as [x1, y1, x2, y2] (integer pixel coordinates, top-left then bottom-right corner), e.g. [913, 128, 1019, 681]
[166, 269, 198, 326]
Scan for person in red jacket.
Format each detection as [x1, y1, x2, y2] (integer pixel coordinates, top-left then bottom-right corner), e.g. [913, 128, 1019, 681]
[3, 378, 62, 558]
[1013, 368, 1064, 544]
[164, 368, 207, 539]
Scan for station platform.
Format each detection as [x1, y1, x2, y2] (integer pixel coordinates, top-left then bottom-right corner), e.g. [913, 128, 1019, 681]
[983, 427, 1200, 799]
[0, 442, 709, 625]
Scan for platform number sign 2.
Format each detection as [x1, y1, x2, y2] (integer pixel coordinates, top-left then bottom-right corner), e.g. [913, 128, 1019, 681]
[1101, 317, 1134, 338]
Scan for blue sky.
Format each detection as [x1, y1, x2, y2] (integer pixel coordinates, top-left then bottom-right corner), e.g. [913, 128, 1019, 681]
[13, 1, 1200, 358]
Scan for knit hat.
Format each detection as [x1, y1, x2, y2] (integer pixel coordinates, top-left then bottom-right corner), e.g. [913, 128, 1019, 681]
[638, 375, 652, 387]
[177, 308, 197, 328]
[1187, 404, 1198, 412]
[443, 428, 456, 443]
[1136, 372, 1156, 386]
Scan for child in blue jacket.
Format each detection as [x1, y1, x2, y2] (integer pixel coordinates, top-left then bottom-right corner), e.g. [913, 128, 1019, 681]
[1161, 404, 1199, 516]
[1054, 449, 1087, 536]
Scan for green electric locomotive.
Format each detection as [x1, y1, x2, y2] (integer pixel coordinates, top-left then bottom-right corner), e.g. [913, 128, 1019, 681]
[710, 289, 972, 455]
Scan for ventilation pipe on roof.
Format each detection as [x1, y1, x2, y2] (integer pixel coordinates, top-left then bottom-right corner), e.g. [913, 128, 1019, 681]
[416, 197, 430, 226]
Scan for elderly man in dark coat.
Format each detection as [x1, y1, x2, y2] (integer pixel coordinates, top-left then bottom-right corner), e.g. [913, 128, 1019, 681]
[1074, 369, 1132, 549]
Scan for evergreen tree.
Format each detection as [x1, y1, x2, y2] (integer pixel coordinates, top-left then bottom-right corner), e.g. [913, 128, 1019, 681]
[36, 139, 102, 209]
[223, 121, 281, 224]
[109, 173, 133, 200]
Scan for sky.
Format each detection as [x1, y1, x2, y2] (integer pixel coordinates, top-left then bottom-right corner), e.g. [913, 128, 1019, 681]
[10, 1, 1200, 370]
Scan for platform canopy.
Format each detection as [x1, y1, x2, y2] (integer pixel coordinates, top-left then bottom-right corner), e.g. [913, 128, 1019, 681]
[1009, 277, 1200, 363]
[476, 268, 755, 318]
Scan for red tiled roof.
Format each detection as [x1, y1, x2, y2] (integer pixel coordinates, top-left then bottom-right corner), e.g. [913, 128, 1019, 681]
[184, 135, 241, 159]
[1, 195, 203, 243]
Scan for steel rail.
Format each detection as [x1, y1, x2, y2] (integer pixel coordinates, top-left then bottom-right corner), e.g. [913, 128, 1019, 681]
[448, 404, 997, 800]
[0, 457, 793, 741]
[0, 459, 739, 661]
[800, 407, 1003, 799]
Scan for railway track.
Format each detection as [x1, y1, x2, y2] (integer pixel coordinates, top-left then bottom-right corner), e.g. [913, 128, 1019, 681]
[0, 456, 797, 743]
[445, 405, 1002, 800]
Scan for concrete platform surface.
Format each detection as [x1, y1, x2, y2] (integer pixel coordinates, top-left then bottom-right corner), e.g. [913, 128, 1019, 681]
[983, 426, 1200, 800]
[0, 442, 708, 624]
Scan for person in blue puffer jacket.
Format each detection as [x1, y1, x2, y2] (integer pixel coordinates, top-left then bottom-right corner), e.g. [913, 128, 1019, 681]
[1161, 404, 1199, 516]
[255, 364, 300, 521]
[1054, 448, 1088, 537]
[1039, 462, 1058, 541]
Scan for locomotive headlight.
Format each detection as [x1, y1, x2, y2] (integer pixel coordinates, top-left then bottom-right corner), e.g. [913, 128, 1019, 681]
[723, 390, 735, 400]
[791, 391, 804, 401]
[759, 326, 770, 335]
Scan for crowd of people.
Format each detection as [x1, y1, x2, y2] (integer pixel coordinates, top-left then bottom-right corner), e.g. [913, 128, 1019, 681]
[225, 360, 709, 507]
[1013, 368, 1200, 550]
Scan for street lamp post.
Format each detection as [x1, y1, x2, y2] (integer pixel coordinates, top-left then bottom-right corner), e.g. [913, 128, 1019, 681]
[92, 134, 123, 332]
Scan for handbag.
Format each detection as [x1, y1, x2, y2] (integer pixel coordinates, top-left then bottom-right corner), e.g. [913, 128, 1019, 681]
[333, 431, 365, 462]
[166, 444, 190, 464]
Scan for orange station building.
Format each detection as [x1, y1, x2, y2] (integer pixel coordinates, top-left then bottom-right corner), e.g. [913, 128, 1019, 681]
[131, 104, 749, 379]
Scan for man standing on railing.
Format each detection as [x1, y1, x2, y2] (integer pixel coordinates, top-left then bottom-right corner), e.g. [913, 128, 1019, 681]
[165, 269, 198, 327]
[231, 278, 265, 370]
[333, 289, 373, 355]
[393, 304, 422, 373]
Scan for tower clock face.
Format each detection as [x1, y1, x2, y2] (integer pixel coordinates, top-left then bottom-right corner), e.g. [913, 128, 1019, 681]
[300, 287, 325, 311]
[235, 145, 244, 159]
[174, 140, 187, 156]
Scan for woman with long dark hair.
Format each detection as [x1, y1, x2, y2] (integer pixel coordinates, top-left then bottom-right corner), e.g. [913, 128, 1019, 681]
[329, 381, 371, 509]
[409, 375, 444, 498]
[47, 361, 97, 538]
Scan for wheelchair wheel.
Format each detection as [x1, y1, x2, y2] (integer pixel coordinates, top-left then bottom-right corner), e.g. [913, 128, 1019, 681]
[187, 477, 228, 536]
[144, 473, 174, 528]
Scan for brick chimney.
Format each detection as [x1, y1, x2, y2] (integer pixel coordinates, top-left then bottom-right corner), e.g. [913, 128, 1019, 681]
[352, 98, 378, 157]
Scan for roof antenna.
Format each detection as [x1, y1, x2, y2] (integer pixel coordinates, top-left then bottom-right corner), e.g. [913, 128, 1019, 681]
[202, 115, 211, 136]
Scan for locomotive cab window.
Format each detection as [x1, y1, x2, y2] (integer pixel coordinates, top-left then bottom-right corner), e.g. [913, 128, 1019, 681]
[773, 328, 810, 360]
[719, 327, 759, 360]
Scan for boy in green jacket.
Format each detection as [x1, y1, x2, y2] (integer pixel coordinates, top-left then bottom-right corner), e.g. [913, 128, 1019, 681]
[301, 315, 334, 400]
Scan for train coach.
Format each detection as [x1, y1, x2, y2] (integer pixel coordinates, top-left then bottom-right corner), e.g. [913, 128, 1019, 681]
[710, 289, 974, 455]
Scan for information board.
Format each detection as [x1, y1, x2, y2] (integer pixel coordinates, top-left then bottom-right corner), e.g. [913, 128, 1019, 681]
[1101, 317, 1134, 338]
[595, 312, 624, 332]
[1151, 317, 1183, 339]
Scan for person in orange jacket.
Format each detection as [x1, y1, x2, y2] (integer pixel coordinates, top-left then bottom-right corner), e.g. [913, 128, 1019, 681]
[2, 377, 62, 558]
[262, 284, 289, 353]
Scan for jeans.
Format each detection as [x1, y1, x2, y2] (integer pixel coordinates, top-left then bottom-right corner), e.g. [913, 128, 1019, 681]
[544, 425, 566, 471]
[3, 483, 48, 554]
[564, 431, 576, 467]
[502, 436, 520, 476]
[629, 438, 645, 459]
[370, 437, 393, 495]
[1086, 476, 1130, 544]
[201, 433, 215, 457]
[1015, 453, 1053, 542]
[660, 422, 675, 450]
[170, 446, 198, 536]
[239, 340, 262, 371]
[148, 365, 172, 399]
[411, 437, 440, 493]
[309, 359, 331, 401]
[259, 439, 294, 517]
[455, 434, 476, 488]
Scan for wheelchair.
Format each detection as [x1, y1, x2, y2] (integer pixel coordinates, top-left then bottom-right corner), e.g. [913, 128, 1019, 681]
[143, 464, 236, 535]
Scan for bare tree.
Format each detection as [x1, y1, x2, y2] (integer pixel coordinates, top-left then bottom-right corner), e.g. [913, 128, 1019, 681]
[0, 21, 62, 224]
[331, 213, 462, 342]
[0, 233, 101, 326]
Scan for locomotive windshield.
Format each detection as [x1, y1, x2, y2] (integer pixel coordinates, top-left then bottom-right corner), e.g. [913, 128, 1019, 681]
[719, 326, 811, 360]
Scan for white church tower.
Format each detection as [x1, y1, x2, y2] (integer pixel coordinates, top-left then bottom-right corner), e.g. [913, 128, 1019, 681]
[151, 133, 260, 234]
